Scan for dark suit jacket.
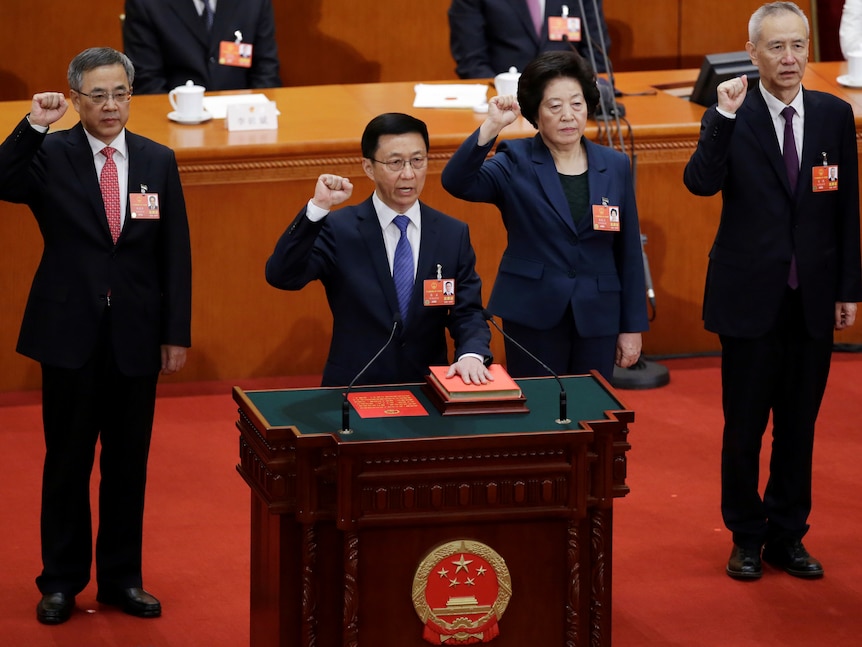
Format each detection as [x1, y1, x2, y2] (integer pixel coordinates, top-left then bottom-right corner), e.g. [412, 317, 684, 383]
[442, 130, 648, 339]
[683, 87, 862, 338]
[0, 119, 192, 376]
[448, 0, 610, 79]
[265, 197, 491, 387]
[123, 0, 281, 94]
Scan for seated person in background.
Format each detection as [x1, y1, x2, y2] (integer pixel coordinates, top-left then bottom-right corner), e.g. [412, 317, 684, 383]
[840, 0, 862, 59]
[265, 113, 493, 388]
[123, 0, 281, 94]
[448, 0, 611, 79]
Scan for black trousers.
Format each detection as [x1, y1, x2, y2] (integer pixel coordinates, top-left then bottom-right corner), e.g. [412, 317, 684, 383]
[36, 310, 159, 595]
[719, 288, 833, 550]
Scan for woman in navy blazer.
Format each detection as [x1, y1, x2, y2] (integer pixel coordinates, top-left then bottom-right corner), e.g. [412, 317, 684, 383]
[442, 50, 648, 380]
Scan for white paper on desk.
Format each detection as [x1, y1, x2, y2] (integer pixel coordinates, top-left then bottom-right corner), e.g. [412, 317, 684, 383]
[202, 93, 274, 119]
[413, 84, 488, 108]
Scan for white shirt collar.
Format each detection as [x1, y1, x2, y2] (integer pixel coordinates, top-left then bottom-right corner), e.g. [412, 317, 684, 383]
[83, 128, 128, 160]
[759, 83, 805, 121]
[371, 191, 421, 229]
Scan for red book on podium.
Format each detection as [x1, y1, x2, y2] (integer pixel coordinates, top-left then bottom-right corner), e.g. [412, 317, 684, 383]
[423, 364, 528, 416]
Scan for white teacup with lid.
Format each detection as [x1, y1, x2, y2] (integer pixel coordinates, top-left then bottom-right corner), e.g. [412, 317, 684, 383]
[169, 80, 206, 120]
[494, 67, 521, 97]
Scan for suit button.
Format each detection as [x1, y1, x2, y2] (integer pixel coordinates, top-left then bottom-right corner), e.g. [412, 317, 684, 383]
[568, 270, 576, 278]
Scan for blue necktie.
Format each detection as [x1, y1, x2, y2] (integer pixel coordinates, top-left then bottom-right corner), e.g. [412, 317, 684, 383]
[203, 0, 214, 30]
[782, 106, 799, 289]
[392, 215, 414, 323]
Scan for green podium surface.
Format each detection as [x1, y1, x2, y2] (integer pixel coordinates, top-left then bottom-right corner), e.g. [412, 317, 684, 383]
[234, 373, 634, 647]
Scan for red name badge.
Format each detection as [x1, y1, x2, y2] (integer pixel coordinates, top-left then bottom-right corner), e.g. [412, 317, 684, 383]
[812, 165, 838, 192]
[219, 41, 253, 68]
[549, 16, 581, 42]
[129, 193, 160, 219]
[592, 204, 620, 232]
[424, 279, 455, 307]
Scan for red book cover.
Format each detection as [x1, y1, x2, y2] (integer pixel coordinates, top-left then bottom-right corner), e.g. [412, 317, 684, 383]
[347, 390, 429, 418]
[427, 364, 521, 400]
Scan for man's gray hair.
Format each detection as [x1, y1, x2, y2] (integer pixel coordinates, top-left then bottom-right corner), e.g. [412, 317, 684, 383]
[67, 47, 135, 91]
[749, 2, 809, 44]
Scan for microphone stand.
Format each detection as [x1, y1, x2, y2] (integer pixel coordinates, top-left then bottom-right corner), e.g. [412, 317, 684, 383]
[575, 0, 625, 151]
[568, 2, 669, 390]
[484, 310, 570, 425]
[340, 318, 401, 434]
[611, 155, 670, 390]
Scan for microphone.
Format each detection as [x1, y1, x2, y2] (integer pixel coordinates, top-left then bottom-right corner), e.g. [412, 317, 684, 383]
[340, 316, 401, 434]
[482, 309, 570, 425]
[575, 0, 625, 149]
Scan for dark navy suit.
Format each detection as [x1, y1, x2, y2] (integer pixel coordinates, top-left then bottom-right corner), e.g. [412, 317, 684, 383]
[684, 86, 862, 548]
[448, 0, 610, 79]
[123, 0, 281, 94]
[442, 129, 647, 378]
[265, 196, 491, 387]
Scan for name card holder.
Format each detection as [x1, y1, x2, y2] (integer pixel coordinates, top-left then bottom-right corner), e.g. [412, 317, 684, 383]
[225, 101, 278, 131]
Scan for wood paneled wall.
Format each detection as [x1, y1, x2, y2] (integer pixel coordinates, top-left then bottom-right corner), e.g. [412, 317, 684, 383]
[0, 1, 815, 99]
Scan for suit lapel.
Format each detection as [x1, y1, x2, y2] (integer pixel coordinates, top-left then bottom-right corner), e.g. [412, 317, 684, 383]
[584, 140, 613, 232]
[531, 135, 580, 235]
[210, 0, 240, 42]
[169, 0, 209, 48]
[357, 199, 403, 323]
[799, 89, 823, 196]
[63, 123, 114, 242]
[741, 89, 796, 198]
[125, 131, 151, 243]
[505, 0, 541, 45]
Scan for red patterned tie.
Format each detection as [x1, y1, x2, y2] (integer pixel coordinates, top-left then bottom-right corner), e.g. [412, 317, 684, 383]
[100, 147, 121, 244]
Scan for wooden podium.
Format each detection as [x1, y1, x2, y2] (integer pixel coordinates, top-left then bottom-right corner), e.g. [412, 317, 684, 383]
[234, 373, 633, 646]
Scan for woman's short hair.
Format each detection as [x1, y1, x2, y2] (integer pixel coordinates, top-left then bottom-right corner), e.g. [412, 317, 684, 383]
[517, 50, 600, 128]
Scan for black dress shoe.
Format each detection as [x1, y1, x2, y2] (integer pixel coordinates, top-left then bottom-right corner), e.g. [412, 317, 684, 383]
[762, 539, 824, 578]
[726, 544, 762, 580]
[96, 587, 162, 617]
[37, 592, 75, 624]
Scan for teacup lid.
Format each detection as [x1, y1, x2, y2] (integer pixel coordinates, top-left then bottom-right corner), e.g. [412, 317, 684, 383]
[495, 66, 521, 82]
[173, 79, 205, 93]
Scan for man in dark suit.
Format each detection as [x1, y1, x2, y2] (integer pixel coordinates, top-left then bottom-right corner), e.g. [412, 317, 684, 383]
[265, 113, 492, 388]
[448, 0, 611, 79]
[123, 0, 281, 94]
[684, 2, 861, 581]
[0, 47, 192, 623]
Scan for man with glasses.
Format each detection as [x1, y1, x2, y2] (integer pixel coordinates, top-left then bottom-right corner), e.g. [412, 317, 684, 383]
[0, 47, 191, 623]
[684, 2, 861, 580]
[265, 112, 492, 387]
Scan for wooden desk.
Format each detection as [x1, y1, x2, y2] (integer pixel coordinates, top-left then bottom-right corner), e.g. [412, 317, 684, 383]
[234, 373, 633, 646]
[1, 63, 860, 392]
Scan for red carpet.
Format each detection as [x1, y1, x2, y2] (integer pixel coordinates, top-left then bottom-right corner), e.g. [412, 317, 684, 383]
[0, 359, 860, 646]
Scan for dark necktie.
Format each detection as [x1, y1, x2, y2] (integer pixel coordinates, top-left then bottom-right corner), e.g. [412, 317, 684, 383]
[203, 0, 214, 30]
[781, 106, 799, 289]
[392, 215, 414, 324]
[100, 147, 121, 244]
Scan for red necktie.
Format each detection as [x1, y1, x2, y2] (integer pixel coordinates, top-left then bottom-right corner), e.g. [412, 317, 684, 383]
[781, 107, 799, 289]
[100, 147, 121, 244]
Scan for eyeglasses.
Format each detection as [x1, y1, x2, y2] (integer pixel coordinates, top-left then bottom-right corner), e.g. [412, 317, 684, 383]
[76, 90, 133, 105]
[370, 156, 428, 173]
